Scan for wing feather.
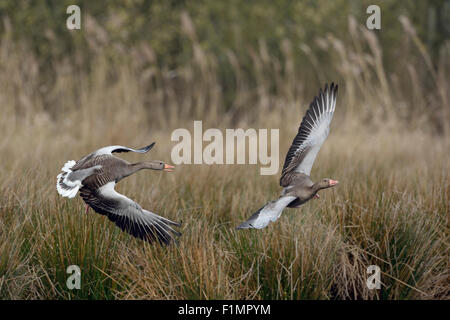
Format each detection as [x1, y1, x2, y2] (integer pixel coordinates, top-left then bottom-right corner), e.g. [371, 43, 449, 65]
[95, 142, 155, 155]
[280, 83, 338, 186]
[236, 196, 297, 230]
[79, 182, 181, 244]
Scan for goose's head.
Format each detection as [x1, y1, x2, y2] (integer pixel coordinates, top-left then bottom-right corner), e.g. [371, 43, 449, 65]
[317, 178, 339, 190]
[145, 161, 175, 172]
[311, 178, 338, 199]
[326, 178, 339, 187]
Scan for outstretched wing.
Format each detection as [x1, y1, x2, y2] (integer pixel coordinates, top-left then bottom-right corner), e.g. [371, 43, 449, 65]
[94, 142, 156, 155]
[280, 83, 338, 185]
[79, 181, 181, 245]
[236, 196, 297, 230]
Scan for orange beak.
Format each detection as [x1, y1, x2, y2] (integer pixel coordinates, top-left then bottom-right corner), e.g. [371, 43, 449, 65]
[163, 164, 175, 172]
[329, 179, 339, 186]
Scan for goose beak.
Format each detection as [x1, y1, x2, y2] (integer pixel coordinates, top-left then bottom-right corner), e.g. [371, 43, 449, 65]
[313, 194, 320, 199]
[329, 179, 339, 186]
[163, 164, 175, 172]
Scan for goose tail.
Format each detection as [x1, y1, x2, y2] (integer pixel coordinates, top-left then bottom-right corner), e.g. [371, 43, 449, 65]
[56, 160, 81, 198]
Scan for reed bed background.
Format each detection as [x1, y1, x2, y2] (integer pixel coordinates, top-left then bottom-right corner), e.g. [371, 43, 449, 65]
[0, 2, 449, 299]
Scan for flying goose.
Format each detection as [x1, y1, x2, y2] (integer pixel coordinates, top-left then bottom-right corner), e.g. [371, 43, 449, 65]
[237, 83, 339, 229]
[56, 142, 181, 244]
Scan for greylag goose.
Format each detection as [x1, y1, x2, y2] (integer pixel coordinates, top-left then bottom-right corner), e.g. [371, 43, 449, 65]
[237, 83, 339, 229]
[56, 142, 181, 244]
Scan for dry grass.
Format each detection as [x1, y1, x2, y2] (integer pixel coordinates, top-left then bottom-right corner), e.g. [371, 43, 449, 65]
[0, 15, 448, 299]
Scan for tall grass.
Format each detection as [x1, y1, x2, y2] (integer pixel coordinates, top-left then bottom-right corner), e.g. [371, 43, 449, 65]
[0, 14, 448, 299]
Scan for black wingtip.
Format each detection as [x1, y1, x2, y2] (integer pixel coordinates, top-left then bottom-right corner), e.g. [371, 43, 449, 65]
[235, 222, 250, 230]
[141, 142, 156, 153]
[328, 82, 338, 93]
[172, 220, 183, 227]
[174, 230, 182, 237]
[320, 82, 338, 99]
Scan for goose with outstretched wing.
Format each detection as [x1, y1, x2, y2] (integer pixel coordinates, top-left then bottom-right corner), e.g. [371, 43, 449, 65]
[237, 83, 339, 230]
[56, 142, 181, 244]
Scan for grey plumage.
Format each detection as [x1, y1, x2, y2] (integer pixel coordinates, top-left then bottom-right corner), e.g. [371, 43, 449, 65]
[236, 196, 297, 229]
[56, 143, 180, 244]
[237, 83, 339, 230]
[80, 182, 180, 245]
[66, 165, 102, 184]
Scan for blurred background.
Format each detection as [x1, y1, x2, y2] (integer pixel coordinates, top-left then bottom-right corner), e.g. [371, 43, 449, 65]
[0, 1, 448, 299]
[1, 0, 448, 133]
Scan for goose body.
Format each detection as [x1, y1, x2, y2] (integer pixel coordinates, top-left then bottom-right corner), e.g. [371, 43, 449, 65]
[237, 83, 339, 230]
[56, 142, 180, 244]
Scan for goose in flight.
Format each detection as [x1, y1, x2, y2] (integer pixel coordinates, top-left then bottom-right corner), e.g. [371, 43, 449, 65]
[237, 83, 339, 229]
[56, 142, 181, 244]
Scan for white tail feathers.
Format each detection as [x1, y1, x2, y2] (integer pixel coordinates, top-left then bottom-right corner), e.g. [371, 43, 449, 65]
[61, 160, 76, 173]
[56, 160, 81, 198]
